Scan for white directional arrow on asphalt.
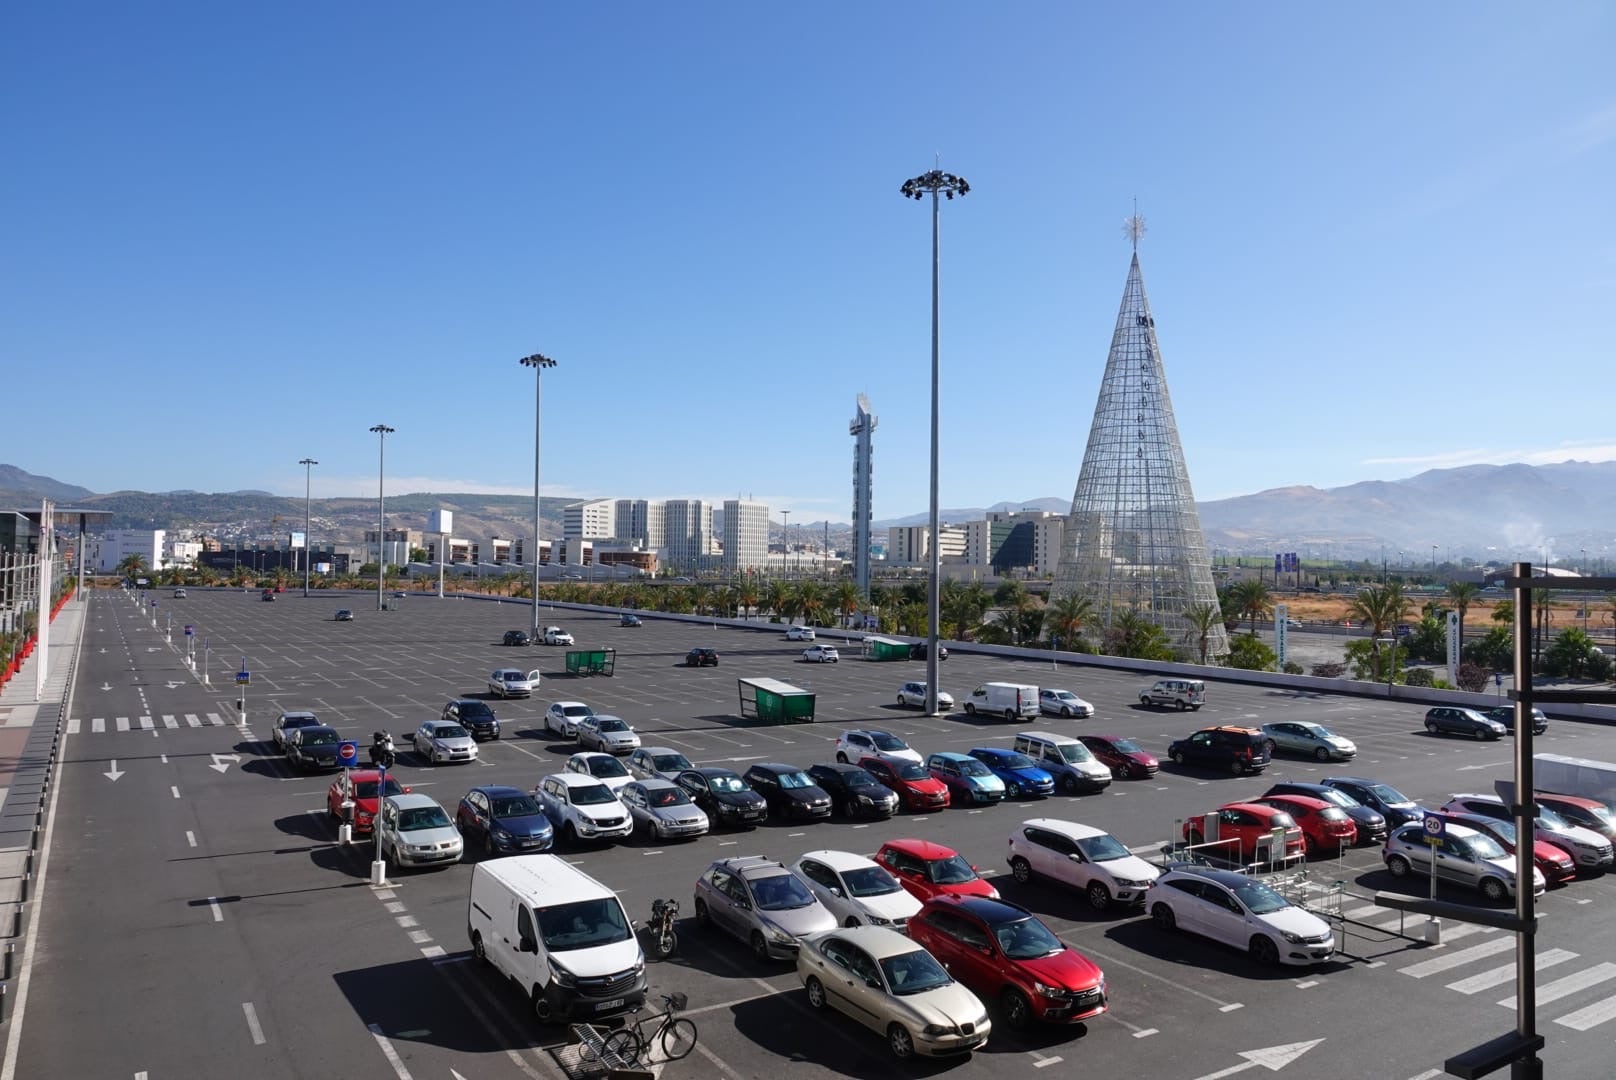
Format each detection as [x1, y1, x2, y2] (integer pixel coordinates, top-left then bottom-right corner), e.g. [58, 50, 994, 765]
[104, 760, 125, 782]
[100, 683, 112, 691]
[209, 753, 242, 774]
[166, 681, 186, 689]
[99, 647, 108, 653]
[1192, 1040, 1324, 1080]
[147, 647, 160, 653]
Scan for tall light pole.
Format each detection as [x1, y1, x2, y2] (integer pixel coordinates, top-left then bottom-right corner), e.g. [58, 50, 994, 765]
[901, 166, 969, 716]
[370, 425, 394, 611]
[299, 457, 318, 597]
[519, 353, 557, 635]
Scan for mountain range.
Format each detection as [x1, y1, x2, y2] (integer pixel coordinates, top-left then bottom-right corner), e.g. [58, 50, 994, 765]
[4, 460, 1614, 562]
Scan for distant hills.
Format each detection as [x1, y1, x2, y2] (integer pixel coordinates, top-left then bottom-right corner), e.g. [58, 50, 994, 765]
[4, 461, 1614, 561]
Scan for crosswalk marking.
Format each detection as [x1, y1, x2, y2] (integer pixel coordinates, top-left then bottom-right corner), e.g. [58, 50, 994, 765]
[67, 718, 81, 734]
[1446, 949, 1578, 995]
[186, 713, 201, 727]
[93, 717, 106, 733]
[1344, 904, 1387, 921]
[1554, 992, 1616, 1031]
[138, 716, 154, 730]
[208, 713, 224, 726]
[1499, 963, 1616, 1009]
[116, 717, 129, 732]
[1401, 937, 1515, 978]
[1436, 921, 1494, 943]
[163, 714, 178, 729]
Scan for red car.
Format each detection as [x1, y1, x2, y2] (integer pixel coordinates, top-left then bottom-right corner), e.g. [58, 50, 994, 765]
[874, 839, 998, 903]
[1182, 802, 1304, 863]
[907, 895, 1106, 1029]
[1435, 811, 1577, 886]
[1256, 794, 1357, 856]
[859, 757, 949, 812]
[1076, 734, 1160, 779]
[326, 768, 409, 834]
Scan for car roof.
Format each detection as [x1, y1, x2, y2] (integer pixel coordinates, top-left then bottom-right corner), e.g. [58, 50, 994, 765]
[1020, 818, 1105, 839]
[279, 711, 318, 722]
[1221, 801, 1293, 818]
[843, 728, 893, 738]
[472, 785, 526, 799]
[546, 771, 609, 788]
[298, 724, 339, 735]
[1079, 733, 1125, 743]
[821, 924, 924, 959]
[1535, 791, 1604, 808]
[637, 745, 683, 756]
[878, 838, 956, 859]
[1266, 781, 1332, 795]
[811, 762, 865, 777]
[1258, 794, 1332, 811]
[1163, 865, 1263, 889]
[446, 697, 488, 707]
[1405, 819, 1482, 840]
[799, 849, 880, 872]
[929, 751, 973, 763]
[925, 894, 1034, 923]
[715, 855, 791, 880]
[748, 762, 800, 774]
[384, 793, 440, 811]
[636, 777, 679, 791]
[551, 700, 589, 709]
[568, 751, 616, 761]
[1447, 793, 1500, 804]
[688, 766, 740, 779]
[347, 768, 387, 781]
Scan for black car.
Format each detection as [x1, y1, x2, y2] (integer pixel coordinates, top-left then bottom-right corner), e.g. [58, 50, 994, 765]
[806, 763, 898, 819]
[1320, 776, 1426, 828]
[1424, 706, 1506, 740]
[286, 725, 342, 772]
[619, 613, 642, 627]
[685, 647, 720, 667]
[1261, 781, 1388, 845]
[741, 763, 833, 821]
[1166, 726, 1270, 775]
[334, 609, 354, 622]
[908, 642, 949, 661]
[502, 629, 531, 647]
[455, 784, 554, 855]
[675, 768, 767, 827]
[442, 698, 500, 741]
[1483, 705, 1549, 735]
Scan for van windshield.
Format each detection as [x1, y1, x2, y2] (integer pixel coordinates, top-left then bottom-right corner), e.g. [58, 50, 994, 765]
[1057, 743, 1093, 765]
[537, 898, 632, 952]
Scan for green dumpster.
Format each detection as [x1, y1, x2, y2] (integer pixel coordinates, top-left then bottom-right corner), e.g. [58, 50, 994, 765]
[737, 677, 816, 724]
[861, 636, 910, 661]
[564, 648, 617, 676]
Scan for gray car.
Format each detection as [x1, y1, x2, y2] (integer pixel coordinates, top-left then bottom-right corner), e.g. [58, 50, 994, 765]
[411, 719, 479, 764]
[577, 715, 641, 755]
[621, 779, 710, 840]
[1259, 721, 1357, 762]
[627, 746, 696, 783]
[694, 855, 837, 961]
[376, 793, 464, 870]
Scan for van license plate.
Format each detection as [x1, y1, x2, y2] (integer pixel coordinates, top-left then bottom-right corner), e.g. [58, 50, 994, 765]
[596, 998, 625, 1012]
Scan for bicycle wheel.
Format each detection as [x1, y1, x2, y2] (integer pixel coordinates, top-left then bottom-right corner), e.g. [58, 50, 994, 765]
[602, 1028, 644, 1066]
[660, 1017, 698, 1061]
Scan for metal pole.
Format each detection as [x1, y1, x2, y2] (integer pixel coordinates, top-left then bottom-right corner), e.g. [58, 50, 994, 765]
[925, 185, 941, 715]
[1510, 561, 1540, 1079]
[519, 354, 557, 635]
[300, 458, 317, 597]
[370, 425, 393, 611]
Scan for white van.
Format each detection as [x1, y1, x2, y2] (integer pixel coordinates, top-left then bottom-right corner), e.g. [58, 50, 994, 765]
[467, 855, 647, 1023]
[1012, 731, 1113, 794]
[964, 682, 1040, 720]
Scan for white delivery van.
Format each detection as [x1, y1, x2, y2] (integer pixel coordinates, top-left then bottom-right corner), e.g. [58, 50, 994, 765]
[1013, 731, 1113, 794]
[467, 854, 646, 1023]
[964, 682, 1040, 720]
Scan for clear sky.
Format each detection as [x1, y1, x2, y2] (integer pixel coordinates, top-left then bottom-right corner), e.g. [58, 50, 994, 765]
[4, 3, 1612, 523]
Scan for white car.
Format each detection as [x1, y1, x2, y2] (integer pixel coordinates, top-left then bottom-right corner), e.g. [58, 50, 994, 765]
[1148, 865, 1334, 966]
[895, 682, 952, 710]
[542, 626, 574, 646]
[564, 751, 635, 792]
[793, 850, 923, 929]
[488, 668, 540, 699]
[802, 645, 840, 664]
[1006, 819, 1159, 911]
[1039, 688, 1094, 718]
[577, 714, 641, 755]
[411, 719, 479, 765]
[376, 793, 463, 870]
[785, 625, 816, 641]
[534, 772, 633, 844]
[545, 701, 595, 738]
[835, 729, 923, 766]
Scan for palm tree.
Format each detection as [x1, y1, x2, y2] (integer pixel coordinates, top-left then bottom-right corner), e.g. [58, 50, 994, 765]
[734, 578, 760, 622]
[1045, 593, 1095, 649]
[1228, 579, 1272, 635]
[762, 580, 788, 622]
[1445, 581, 1480, 647]
[796, 581, 829, 626]
[1182, 602, 1223, 665]
[117, 554, 148, 582]
[832, 580, 860, 629]
[1349, 583, 1410, 681]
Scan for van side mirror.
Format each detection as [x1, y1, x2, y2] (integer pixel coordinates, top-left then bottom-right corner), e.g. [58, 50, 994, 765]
[519, 936, 537, 954]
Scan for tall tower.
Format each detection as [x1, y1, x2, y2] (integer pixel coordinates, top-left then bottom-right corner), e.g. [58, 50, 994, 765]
[1052, 217, 1227, 660]
[849, 393, 878, 595]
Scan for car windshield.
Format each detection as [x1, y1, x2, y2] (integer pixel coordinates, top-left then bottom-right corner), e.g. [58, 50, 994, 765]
[301, 730, 338, 746]
[1057, 743, 1093, 764]
[537, 898, 632, 952]
[397, 806, 451, 831]
[750, 873, 816, 911]
[1107, 738, 1143, 754]
[588, 757, 629, 778]
[879, 949, 953, 996]
[652, 753, 692, 772]
[435, 725, 469, 740]
[993, 917, 1063, 960]
[648, 787, 688, 808]
[1369, 784, 1411, 805]
[846, 771, 883, 790]
[1076, 833, 1131, 862]
[285, 717, 317, 729]
[562, 706, 592, 718]
[1231, 878, 1291, 915]
[926, 855, 978, 884]
[892, 762, 929, 781]
[842, 866, 901, 897]
[871, 734, 908, 751]
[776, 771, 815, 790]
[954, 759, 992, 777]
[989, 751, 1036, 769]
[1318, 807, 1350, 822]
[1535, 806, 1570, 828]
[458, 703, 494, 718]
[709, 774, 747, 793]
[1267, 811, 1298, 829]
[355, 780, 404, 799]
[1576, 804, 1616, 827]
[1466, 834, 1508, 860]
[597, 718, 629, 733]
[1308, 725, 1340, 738]
[493, 795, 541, 817]
[571, 783, 617, 805]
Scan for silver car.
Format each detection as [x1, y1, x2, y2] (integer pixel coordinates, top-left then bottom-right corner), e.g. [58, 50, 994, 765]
[1383, 821, 1544, 901]
[1259, 721, 1357, 762]
[376, 793, 464, 870]
[621, 779, 710, 840]
[694, 855, 837, 961]
[577, 715, 641, 755]
[798, 925, 991, 1059]
[411, 720, 479, 764]
[1039, 688, 1094, 718]
[627, 746, 695, 783]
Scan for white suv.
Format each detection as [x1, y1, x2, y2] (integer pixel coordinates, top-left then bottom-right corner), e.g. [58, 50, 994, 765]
[1007, 819, 1159, 911]
[1439, 793, 1614, 869]
[785, 625, 816, 641]
[535, 773, 633, 845]
[835, 729, 923, 766]
[896, 682, 953, 710]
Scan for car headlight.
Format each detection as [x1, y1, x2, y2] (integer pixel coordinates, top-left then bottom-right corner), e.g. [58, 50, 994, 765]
[921, 1024, 956, 1038]
[548, 959, 576, 988]
[1280, 930, 1311, 944]
[493, 828, 512, 842]
[1032, 980, 1063, 998]
[866, 915, 892, 926]
[1118, 878, 1153, 888]
[765, 923, 794, 944]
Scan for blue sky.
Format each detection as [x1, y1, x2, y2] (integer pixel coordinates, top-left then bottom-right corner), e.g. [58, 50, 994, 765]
[4, 3, 1613, 523]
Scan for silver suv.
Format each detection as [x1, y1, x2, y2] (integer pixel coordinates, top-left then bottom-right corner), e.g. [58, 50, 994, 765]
[1383, 820, 1543, 901]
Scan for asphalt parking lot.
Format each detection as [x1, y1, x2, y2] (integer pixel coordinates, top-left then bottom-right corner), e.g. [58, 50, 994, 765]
[15, 587, 1616, 1080]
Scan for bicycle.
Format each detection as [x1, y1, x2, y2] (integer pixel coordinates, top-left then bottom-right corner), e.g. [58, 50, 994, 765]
[601, 992, 697, 1065]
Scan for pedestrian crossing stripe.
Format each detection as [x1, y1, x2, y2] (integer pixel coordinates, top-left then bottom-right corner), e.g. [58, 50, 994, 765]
[1500, 963, 1616, 1009]
[75, 714, 226, 732]
[163, 714, 178, 729]
[208, 713, 224, 725]
[138, 716, 154, 730]
[186, 714, 200, 727]
[1446, 948, 1577, 995]
[1401, 936, 1515, 978]
[1555, 991, 1616, 1031]
[116, 717, 129, 732]
[67, 718, 81, 734]
[93, 718, 105, 733]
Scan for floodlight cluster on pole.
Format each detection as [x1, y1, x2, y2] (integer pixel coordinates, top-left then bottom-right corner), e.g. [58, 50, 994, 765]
[519, 352, 557, 634]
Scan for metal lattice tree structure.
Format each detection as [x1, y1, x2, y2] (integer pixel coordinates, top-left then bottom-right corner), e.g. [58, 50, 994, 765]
[1052, 217, 1227, 661]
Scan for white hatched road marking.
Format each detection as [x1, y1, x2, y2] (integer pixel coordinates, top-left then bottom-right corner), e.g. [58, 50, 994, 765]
[1401, 937, 1515, 978]
[115, 717, 129, 732]
[1446, 949, 1578, 995]
[1554, 992, 1616, 1031]
[163, 714, 178, 729]
[66, 718, 80, 734]
[1499, 962, 1616, 1009]
[186, 713, 201, 727]
[91, 717, 105, 733]
[139, 716, 153, 730]
[208, 712, 225, 725]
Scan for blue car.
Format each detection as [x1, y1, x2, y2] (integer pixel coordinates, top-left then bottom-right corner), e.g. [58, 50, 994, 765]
[455, 785, 555, 855]
[966, 747, 1055, 798]
[926, 751, 1007, 805]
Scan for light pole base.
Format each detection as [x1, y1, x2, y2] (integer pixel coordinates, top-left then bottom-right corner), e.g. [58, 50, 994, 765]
[370, 860, 389, 887]
[1425, 917, 1442, 945]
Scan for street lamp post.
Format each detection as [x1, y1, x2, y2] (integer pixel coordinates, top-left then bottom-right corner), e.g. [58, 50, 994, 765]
[370, 425, 394, 612]
[519, 353, 557, 635]
[900, 166, 969, 716]
[299, 457, 318, 597]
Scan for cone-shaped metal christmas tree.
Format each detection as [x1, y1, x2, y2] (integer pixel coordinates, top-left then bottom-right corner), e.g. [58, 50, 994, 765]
[1052, 219, 1228, 661]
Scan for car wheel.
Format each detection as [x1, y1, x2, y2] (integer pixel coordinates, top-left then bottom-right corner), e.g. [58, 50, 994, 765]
[897, 695, 908, 707]
[1473, 728, 1487, 741]
[1062, 706, 1073, 718]
[1315, 747, 1331, 762]
[1059, 774, 1078, 794]
[1170, 750, 1185, 766]
[1139, 695, 1151, 706]
[1250, 935, 1280, 966]
[1004, 709, 1016, 722]
[694, 899, 711, 928]
[1177, 700, 1188, 711]
[1010, 856, 1032, 884]
[484, 831, 496, 856]
[964, 703, 976, 716]
[1481, 877, 1508, 902]
[1001, 987, 1033, 1031]
[1426, 720, 1439, 734]
[804, 976, 827, 1010]
[1151, 903, 1176, 931]
[1229, 759, 1244, 776]
[750, 931, 770, 962]
[1087, 881, 1112, 911]
[835, 752, 848, 764]
[844, 916, 861, 928]
[1263, 739, 1277, 757]
[564, 822, 580, 847]
[532, 987, 555, 1023]
[1386, 854, 1411, 877]
[887, 1024, 915, 1060]
[471, 930, 489, 964]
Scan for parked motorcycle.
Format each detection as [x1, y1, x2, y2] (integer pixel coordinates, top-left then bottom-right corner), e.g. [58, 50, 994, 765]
[369, 730, 396, 770]
[648, 898, 679, 959]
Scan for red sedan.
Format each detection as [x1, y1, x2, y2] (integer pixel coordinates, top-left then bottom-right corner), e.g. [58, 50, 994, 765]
[874, 839, 998, 903]
[1182, 802, 1304, 863]
[908, 895, 1106, 1029]
[1257, 794, 1358, 856]
[1436, 811, 1578, 886]
[327, 768, 408, 834]
[1076, 734, 1160, 779]
[859, 757, 949, 812]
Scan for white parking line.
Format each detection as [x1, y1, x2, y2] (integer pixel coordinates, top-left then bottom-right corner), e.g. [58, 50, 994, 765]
[171, 786, 182, 799]
[186, 831, 197, 848]
[242, 1002, 266, 1045]
[367, 1023, 415, 1080]
[208, 897, 223, 922]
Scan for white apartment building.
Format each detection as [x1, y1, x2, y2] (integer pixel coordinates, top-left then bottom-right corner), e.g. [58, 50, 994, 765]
[885, 524, 966, 567]
[722, 499, 770, 571]
[611, 499, 665, 549]
[661, 500, 715, 571]
[1030, 516, 1066, 576]
[564, 499, 615, 541]
[93, 529, 167, 573]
